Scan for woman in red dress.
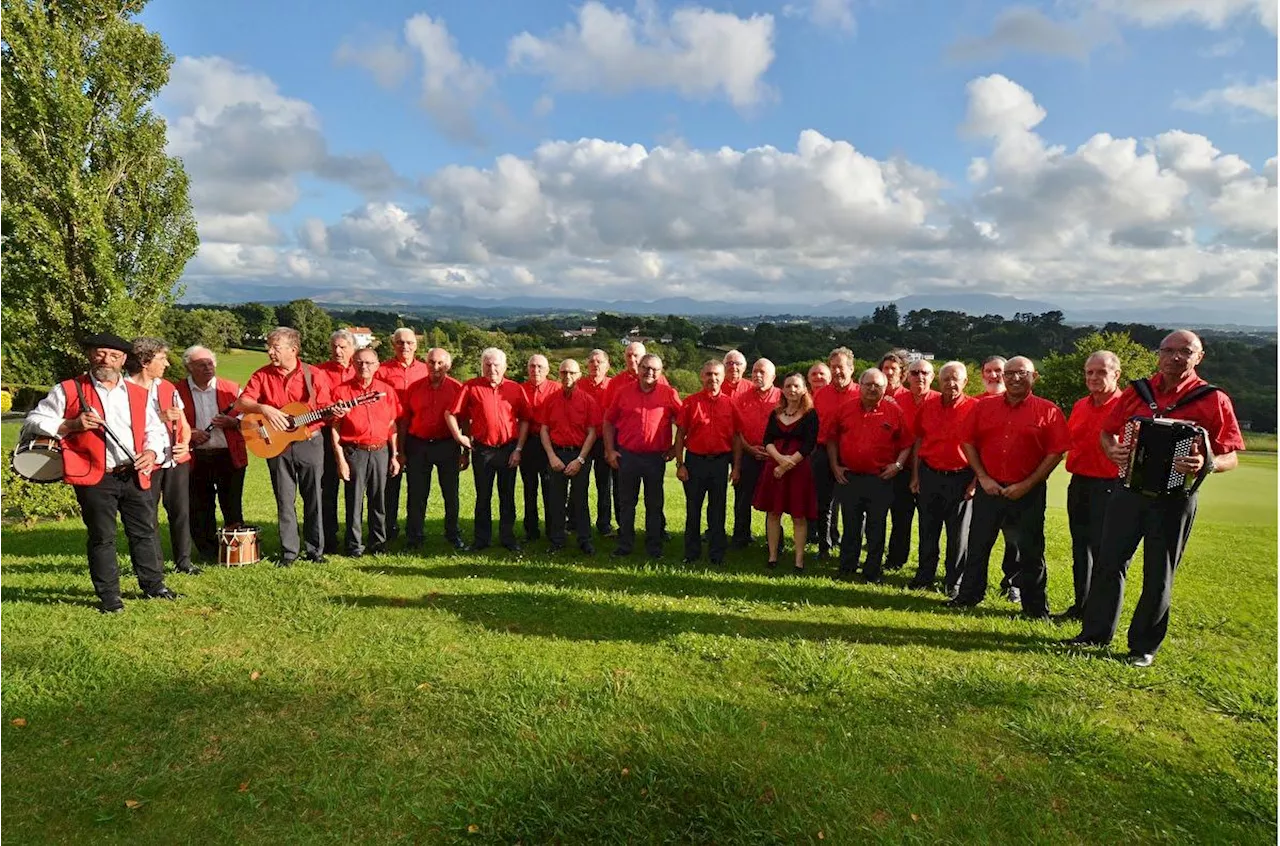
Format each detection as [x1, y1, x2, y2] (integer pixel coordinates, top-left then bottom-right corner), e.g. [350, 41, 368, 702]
[752, 373, 819, 572]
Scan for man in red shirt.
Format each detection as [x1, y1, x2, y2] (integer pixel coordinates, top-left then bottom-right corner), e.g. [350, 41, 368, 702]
[330, 347, 400, 557]
[604, 353, 682, 559]
[603, 341, 669, 409]
[980, 354, 1023, 601]
[1070, 331, 1244, 666]
[907, 362, 977, 595]
[447, 347, 531, 552]
[520, 354, 559, 543]
[813, 347, 860, 561]
[1059, 351, 1123, 621]
[953, 356, 1068, 618]
[732, 358, 780, 548]
[376, 328, 429, 543]
[540, 359, 601, 554]
[722, 350, 753, 398]
[807, 362, 830, 395]
[318, 329, 356, 554]
[236, 327, 334, 565]
[884, 354, 936, 573]
[827, 368, 912, 582]
[579, 349, 617, 536]
[400, 347, 467, 551]
[675, 360, 738, 565]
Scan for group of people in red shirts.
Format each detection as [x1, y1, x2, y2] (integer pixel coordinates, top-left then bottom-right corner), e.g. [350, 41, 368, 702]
[34, 325, 1244, 667]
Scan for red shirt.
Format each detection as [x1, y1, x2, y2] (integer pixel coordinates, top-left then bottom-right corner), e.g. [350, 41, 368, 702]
[403, 375, 463, 440]
[832, 399, 910, 474]
[1103, 372, 1245, 456]
[606, 381, 682, 453]
[894, 388, 936, 434]
[578, 376, 611, 410]
[542, 387, 601, 448]
[602, 370, 668, 409]
[723, 379, 753, 399]
[915, 393, 978, 472]
[814, 382, 861, 444]
[375, 358, 429, 419]
[678, 390, 738, 455]
[451, 378, 531, 447]
[241, 362, 333, 434]
[333, 378, 400, 445]
[1066, 392, 1123, 478]
[964, 393, 1069, 483]
[316, 360, 356, 386]
[522, 379, 560, 428]
[734, 386, 783, 447]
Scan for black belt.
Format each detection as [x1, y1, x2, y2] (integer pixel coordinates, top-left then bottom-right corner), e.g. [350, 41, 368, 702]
[476, 439, 517, 450]
[108, 466, 135, 478]
[343, 441, 388, 452]
[923, 462, 970, 477]
[687, 450, 731, 459]
[553, 443, 584, 451]
[417, 436, 454, 444]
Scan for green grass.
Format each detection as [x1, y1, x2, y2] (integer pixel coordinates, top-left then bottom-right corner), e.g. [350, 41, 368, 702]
[212, 348, 270, 387]
[2, 429, 1275, 843]
[1243, 431, 1277, 452]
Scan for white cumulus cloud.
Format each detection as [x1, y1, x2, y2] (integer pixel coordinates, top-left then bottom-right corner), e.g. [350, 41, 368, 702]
[1174, 78, 1279, 118]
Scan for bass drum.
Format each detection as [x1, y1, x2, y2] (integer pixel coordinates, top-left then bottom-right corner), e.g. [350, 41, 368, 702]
[11, 436, 64, 483]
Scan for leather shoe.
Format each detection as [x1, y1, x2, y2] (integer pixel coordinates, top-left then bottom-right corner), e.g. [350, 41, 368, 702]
[1062, 634, 1107, 647]
[176, 563, 202, 576]
[144, 587, 180, 601]
[611, 548, 632, 558]
[681, 556, 697, 565]
[906, 579, 932, 591]
[98, 600, 124, 614]
[277, 557, 295, 568]
[946, 597, 980, 609]
[1003, 586, 1022, 604]
[305, 553, 328, 564]
[1125, 652, 1155, 667]
[548, 543, 565, 553]
[502, 541, 523, 554]
[579, 542, 596, 555]
[447, 538, 470, 552]
[1020, 611, 1051, 623]
[729, 537, 751, 550]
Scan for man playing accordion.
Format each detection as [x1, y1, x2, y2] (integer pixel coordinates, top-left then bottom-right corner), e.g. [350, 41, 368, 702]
[1067, 330, 1244, 666]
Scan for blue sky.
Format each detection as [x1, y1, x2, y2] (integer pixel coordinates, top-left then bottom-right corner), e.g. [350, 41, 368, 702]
[139, 0, 1278, 320]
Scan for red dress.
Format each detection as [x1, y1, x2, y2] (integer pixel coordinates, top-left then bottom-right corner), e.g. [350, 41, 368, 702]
[752, 411, 819, 519]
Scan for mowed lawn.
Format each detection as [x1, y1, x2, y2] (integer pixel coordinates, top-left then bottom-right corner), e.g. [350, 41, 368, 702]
[1, 429, 1275, 843]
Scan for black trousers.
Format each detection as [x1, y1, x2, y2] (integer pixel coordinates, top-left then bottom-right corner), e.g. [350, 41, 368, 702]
[885, 471, 916, 569]
[544, 446, 592, 548]
[913, 464, 973, 589]
[472, 440, 518, 547]
[150, 462, 193, 570]
[321, 424, 343, 551]
[959, 482, 1050, 615]
[836, 473, 893, 578]
[588, 440, 619, 533]
[683, 451, 730, 562]
[520, 444, 550, 540]
[189, 448, 246, 559]
[1066, 474, 1117, 614]
[405, 436, 463, 544]
[384, 460, 404, 539]
[266, 433, 325, 560]
[74, 472, 166, 603]
[343, 445, 389, 555]
[1080, 487, 1198, 655]
[732, 454, 765, 543]
[811, 452, 840, 553]
[617, 448, 667, 556]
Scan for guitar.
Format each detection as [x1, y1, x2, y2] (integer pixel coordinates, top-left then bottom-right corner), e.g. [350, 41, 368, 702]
[241, 392, 385, 460]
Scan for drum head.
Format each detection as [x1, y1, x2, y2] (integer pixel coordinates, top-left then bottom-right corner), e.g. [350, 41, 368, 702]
[11, 441, 64, 483]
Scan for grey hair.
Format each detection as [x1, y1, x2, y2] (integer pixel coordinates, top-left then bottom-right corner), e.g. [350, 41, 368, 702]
[330, 328, 355, 345]
[939, 361, 967, 379]
[1087, 350, 1121, 371]
[480, 347, 507, 365]
[182, 345, 217, 367]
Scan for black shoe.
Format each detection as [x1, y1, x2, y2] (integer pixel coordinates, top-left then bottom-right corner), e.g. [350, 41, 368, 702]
[611, 548, 632, 558]
[525, 531, 540, 543]
[144, 587, 180, 601]
[1062, 634, 1108, 648]
[502, 541, 523, 553]
[305, 553, 328, 564]
[447, 537, 470, 552]
[597, 526, 616, 538]
[1020, 611, 1051, 623]
[347, 550, 364, 559]
[859, 574, 884, 585]
[730, 537, 751, 550]
[277, 557, 296, 568]
[766, 559, 778, 569]
[709, 558, 724, 566]
[906, 579, 933, 591]
[835, 569, 856, 582]
[1125, 652, 1155, 667]
[1003, 586, 1022, 604]
[946, 597, 980, 609]
[943, 584, 960, 600]
[579, 542, 596, 555]
[405, 540, 423, 551]
[681, 556, 697, 565]
[324, 542, 339, 555]
[98, 599, 124, 614]
[368, 544, 385, 556]
[884, 562, 904, 572]
[548, 543, 565, 553]
[176, 563, 202, 576]
[793, 564, 805, 574]
[472, 542, 491, 551]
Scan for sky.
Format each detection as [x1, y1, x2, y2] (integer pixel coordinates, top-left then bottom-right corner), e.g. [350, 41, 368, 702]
[140, 0, 1278, 320]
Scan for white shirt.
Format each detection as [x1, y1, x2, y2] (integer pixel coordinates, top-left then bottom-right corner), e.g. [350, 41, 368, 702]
[187, 376, 231, 450]
[144, 380, 185, 468]
[26, 377, 168, 472]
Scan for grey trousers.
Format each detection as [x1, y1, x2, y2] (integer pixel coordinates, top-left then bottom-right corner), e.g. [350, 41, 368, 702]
[343, 444, 389, 555]
[267, 433, 325, 560]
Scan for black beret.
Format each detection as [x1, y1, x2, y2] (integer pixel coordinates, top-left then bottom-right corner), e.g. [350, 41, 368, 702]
[79, 332, 133, 353]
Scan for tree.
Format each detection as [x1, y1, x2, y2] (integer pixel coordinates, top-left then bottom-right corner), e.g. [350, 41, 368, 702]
[1036, 331, 1159, 411]
[160, 307, 243, 355]
[233, 302, 276, 343]
[277, 299, 333, 363]
[871, 303, 899, 328]
[2, 0, 198, 384]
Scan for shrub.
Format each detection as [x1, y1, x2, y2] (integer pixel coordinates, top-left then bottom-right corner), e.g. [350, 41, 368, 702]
[0, 390, 10, 414]
[1, 454, 81, 524]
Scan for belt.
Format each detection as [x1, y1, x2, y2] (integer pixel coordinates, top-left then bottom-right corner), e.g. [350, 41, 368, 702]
[476, 439, 517, 450]
[687, 450, 731, 459]
[343, 441, 388, 451]
[553, 443, 584, 451]
[108, 466, 135, 478]
[923, 462, 970, 476]
[415, 436, 454, 444]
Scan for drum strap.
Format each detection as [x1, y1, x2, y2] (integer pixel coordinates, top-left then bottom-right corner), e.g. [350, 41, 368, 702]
[1131, 378, 1220, 418]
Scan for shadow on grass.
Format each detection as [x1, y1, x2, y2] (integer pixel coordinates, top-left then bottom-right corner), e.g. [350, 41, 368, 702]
[1, 583, 99, 608]
[329, 590, 1053, 654]
[0, 520, 87, 559]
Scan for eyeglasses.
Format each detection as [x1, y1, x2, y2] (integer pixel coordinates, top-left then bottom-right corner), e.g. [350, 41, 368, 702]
[1158, 347, 1199, 357]
[640, 366, 662, 373]
[907, 370, 931, 376]
[560, 370, 580, 376]
[1005, 370, 1032, 379]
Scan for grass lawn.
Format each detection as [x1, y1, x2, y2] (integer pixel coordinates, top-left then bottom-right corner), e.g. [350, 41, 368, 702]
[211, 348, 270, 388]
[1, 431, 1275, 842]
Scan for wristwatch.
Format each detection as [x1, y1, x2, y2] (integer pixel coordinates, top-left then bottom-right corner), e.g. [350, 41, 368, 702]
[893, 461, 903, 470]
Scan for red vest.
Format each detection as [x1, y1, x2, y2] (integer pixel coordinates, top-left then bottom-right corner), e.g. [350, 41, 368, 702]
[174, 377, 248, 469]
[60, 375, 153, 490]
[153, 379, 191, 465]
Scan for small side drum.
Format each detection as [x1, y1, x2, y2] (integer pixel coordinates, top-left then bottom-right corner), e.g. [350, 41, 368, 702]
[217, 525, 260, 566]
[11, 436, 64, 483]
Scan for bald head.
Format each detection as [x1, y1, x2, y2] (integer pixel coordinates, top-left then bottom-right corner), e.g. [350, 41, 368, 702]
[1004, 356, 1037, 400]
[1157, 329, 1205, 382]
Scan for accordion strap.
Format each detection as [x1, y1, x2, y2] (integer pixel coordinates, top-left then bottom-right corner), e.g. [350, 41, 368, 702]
[1131, 378, 1220, 418]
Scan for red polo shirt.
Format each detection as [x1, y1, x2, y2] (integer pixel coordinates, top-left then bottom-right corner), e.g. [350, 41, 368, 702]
[404, 375, 463, 440]
[1066, 392, 1123, 478]
[316, 360, 356, 386]
[578, 376, 611, 411]
[522, 379, 560, 428]
[678, 390, 737, 455]
[602, 370, 668, 409]
[814, 382, 861, 444]
[964, 393, 1069, 483]
[542, 388, 601, 448]
[241, 362, 333, 434]
[914, 393, 978, 472]
[375, 358, 429, 419]
[894, 388, 936, 434]
[723, 379, 753, 399]
[606, 381, 682, 453]
[832, 399, 910, 474]
[451, 378, 531, 447]
[734, 386, 782, 447]
[1103, 372, 1245, 456]
[333, 378, 400, 446]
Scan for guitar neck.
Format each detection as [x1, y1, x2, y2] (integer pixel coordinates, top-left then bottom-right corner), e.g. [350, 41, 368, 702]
[288, 394, 375, 428]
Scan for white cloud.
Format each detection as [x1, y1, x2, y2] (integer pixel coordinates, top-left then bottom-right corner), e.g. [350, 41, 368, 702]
[404, 14, 493, 145]
[1091, 0, 1277, 33]
[949, 6, 1119, 61]
[532, 94, 555, 118]
[507, 1, 775, 110]
[1174, 78, 1279, 118]
[810, 0, 856, 33]
[334, 35, 413, 88]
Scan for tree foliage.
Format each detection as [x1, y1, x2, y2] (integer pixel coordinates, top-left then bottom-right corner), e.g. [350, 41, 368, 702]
[1, 0, 198, 384]
[1036, 331, 1159, 411]
[159, 307, 243, 356]
[277, 299, 333, 363]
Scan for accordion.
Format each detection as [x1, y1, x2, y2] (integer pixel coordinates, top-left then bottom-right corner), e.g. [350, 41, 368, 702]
[1122, 416, 1213, 496]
